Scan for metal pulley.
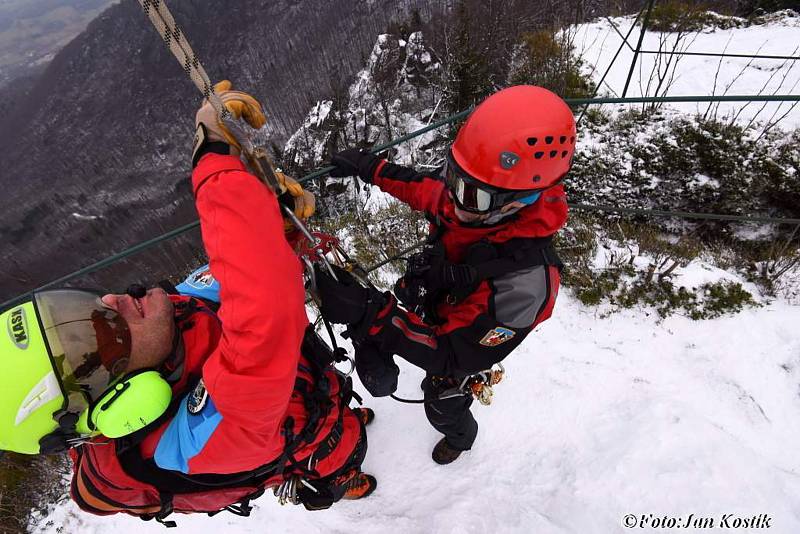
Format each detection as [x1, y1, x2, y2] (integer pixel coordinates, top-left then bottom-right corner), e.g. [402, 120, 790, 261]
[435, 363, 506, 406]
[463, 362, 505, 406]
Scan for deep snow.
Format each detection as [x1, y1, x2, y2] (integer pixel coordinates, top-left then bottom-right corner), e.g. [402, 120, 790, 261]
[573, 13, 800, 128]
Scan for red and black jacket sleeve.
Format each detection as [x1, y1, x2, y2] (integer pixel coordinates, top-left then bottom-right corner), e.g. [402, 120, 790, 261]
[360, 158, 445, 215]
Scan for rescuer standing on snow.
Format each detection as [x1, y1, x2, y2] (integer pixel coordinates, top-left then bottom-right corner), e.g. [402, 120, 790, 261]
[315, 86, 575, 464]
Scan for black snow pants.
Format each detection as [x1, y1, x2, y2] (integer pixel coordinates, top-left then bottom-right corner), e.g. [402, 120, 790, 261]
[422, 375, 478, 450]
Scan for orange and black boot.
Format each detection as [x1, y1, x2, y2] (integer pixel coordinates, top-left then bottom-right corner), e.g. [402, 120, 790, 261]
[342, 472, 377, 500]
[353, 407, 375, 426]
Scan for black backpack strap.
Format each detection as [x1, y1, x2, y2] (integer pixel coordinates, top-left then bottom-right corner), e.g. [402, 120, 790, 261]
[139, 493, 177, 528]
[301, 327, 338, 368]
[207, 487, 266, 518]
[158, 280, 180, 295]
[474, 236, 563, 280]
[302, 379, 351, 466]
[154, 493, 177, 528]
[426, 215, 447, 244]
[444, 236, 562, 303]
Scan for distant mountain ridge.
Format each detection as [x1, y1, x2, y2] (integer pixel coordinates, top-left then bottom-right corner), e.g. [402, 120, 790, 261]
[0, 0, 433, 299]
[0, 0, 118, 87]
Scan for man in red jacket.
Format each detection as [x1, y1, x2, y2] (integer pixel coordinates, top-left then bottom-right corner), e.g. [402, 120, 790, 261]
[315, 86, 575, 465]
[0, 83, 375, 524]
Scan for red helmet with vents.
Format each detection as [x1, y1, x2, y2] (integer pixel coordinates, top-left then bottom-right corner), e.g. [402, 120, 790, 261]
[447, 86, 576, 212]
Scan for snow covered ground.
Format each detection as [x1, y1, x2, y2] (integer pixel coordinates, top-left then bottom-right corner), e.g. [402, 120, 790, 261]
[574, 12, 800, 128]
[31, 279, 800, 533]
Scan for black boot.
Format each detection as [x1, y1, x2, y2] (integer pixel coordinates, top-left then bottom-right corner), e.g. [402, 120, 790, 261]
[432, 438, 467, 465]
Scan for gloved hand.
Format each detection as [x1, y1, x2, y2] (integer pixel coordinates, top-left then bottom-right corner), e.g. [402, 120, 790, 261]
[329, 148, 382, 183]
[314, 264, 372, 325]
[354, 341, 399, 397]
[278, 172, 315, 231]
[193, 80, 266, 164]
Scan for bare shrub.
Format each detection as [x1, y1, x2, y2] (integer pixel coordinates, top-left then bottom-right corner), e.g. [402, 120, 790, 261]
[1, 453, 70, 534]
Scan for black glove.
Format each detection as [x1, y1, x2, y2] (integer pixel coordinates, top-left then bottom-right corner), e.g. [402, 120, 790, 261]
[329, 149, 383, 183]
[314, 264, 371, 325]
[354, 341, 399, 397]
[314, 264, 391, 342]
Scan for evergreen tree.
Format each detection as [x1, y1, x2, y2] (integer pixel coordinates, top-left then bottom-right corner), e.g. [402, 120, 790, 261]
[442, 1, 494, 124]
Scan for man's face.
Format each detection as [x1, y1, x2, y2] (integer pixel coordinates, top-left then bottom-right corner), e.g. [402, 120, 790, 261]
[101, 288, 175, 373]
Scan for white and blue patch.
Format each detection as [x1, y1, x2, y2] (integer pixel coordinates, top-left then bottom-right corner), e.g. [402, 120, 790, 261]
[479, 327, 516, 347]
[187, 379, 208, 415]
[175, 264, 221, 303]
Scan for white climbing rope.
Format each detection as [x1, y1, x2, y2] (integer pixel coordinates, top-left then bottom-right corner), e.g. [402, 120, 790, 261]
[135, 0, 341, 281]
[136, 0, 288, 194]
[138, 0, 226, 117]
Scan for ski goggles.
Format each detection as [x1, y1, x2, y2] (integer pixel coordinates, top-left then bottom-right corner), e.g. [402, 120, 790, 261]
[33, 290, 132, 419]
[444, 153, 542, 214]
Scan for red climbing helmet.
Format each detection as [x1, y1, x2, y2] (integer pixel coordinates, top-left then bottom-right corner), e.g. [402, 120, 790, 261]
[447, 85, 576, 212]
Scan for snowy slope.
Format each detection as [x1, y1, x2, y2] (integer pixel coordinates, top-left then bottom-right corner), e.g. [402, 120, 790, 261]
[284, 31, 445, 171]
[573, 12, 800, 128]
[31, 282, 800, 533]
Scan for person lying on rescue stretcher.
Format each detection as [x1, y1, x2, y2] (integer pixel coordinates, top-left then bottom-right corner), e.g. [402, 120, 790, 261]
[315, 86, 574, 465]
[0, 82, 375, 525]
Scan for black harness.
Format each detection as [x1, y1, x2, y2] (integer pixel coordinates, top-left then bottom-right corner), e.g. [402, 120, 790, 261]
[395, 223, 563, 323]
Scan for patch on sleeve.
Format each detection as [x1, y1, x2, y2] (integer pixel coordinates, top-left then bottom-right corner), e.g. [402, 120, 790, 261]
[175, 264, 221, 302]
[187, 379, 208, 415]
[154, 386, 222, 473]
[479, 327, 516, 347]
[187, 266, 216, 289]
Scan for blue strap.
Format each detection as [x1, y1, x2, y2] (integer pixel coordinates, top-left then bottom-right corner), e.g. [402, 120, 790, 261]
[154, 392, 223, 474]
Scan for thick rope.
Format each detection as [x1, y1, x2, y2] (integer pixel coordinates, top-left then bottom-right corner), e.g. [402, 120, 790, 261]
[136, 0, 323, 242]
[137, 0, 273, 169]
[137, 0, 340, 281]
[137, 0, 226, 116]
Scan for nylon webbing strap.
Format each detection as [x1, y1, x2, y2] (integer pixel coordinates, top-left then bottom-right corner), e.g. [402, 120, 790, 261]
[474, 243, 561, 282]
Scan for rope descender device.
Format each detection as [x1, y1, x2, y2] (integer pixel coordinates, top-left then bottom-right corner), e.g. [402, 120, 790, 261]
[438, 363, 506, 406]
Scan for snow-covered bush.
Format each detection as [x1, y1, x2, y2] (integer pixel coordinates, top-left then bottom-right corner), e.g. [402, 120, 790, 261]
[571, 111, 800, 237]
[647, 2, 747, 32]
[1, 454, 69, 533]
[738, 2, 800, 18]
[560, 216, 760, 318]
[508, 29, 596, 99]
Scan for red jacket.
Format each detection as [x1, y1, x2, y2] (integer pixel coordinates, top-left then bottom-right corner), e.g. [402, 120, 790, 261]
[362, 159, 567, 377]
[69, 154, 361, 516]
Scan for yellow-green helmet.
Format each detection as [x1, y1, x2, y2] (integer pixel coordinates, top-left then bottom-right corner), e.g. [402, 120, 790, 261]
[0, 290, 172, 454]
